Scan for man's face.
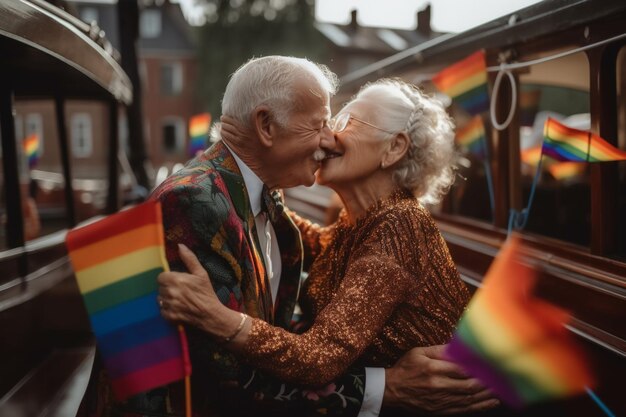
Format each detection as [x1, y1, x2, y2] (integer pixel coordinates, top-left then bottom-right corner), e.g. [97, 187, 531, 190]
[271, 83, 333, 188]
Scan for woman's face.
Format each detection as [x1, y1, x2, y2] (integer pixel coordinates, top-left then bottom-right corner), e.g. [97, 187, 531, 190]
[316, 100, 391, 188]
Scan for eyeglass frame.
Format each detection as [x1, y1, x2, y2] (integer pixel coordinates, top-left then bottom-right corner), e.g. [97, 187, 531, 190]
[328, 112, 396, 135]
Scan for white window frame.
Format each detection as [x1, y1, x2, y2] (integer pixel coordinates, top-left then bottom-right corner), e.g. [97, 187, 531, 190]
[71, 113, 93, 158]
[140, 9, 162, 39]
[160, 62, 183, 95]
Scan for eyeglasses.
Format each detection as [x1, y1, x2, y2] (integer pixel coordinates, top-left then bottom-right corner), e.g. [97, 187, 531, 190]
[328, 112, 395, 134]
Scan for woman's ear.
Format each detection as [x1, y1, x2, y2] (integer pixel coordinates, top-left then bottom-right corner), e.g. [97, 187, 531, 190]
[382, 132, 410, 168]
[252, 106, 275, 148]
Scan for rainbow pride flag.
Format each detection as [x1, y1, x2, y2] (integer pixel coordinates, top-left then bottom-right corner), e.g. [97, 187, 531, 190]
[23, 133, 40, 168]
[432, 50, 489, 115]
[521, 146, 586, 180]
[456, 115, 487, 158]
[547, 162, 586, 180]
[188, 113, 211, 157]
[66, 201, 191, 401]
[542, 118, 626, 162]
[445, 237, 594, 408]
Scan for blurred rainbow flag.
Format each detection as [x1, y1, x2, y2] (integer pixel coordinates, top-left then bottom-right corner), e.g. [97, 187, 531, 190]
[432, 50, 489, 115]
[66, 201, 191, 401]
[446, 237, 594, 408]
[542, 118, 626, 162]
[456, 116, 487, 159]
[23, 133, 40, 168]
[521, 146, 586, 180]
[188, 113, 211, 157]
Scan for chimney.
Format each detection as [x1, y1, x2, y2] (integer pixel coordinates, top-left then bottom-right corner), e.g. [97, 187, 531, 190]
[417, 4, 432, 37]
[349, 9, 358, 32]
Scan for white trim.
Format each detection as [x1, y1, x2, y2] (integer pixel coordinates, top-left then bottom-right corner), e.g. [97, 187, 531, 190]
[70, 113, 93, 158]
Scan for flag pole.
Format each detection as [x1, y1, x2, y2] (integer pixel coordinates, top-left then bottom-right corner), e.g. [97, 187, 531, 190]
[585, 386, 616, 417]
[481, 135, 495, 220]
[508, 154, 542, 235]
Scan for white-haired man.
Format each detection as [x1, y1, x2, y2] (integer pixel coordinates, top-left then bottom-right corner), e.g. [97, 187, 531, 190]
[152, 56, 496, 416]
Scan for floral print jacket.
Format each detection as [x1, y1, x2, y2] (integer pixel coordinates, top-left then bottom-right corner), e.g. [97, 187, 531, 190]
[133, 141, 365, 417]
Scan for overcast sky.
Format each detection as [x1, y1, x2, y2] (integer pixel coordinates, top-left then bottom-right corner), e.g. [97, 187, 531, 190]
[315, 0, 544, 33]
[178, 0, 544, 32]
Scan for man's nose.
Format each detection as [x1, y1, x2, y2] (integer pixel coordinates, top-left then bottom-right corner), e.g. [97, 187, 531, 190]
[319, 125, 336, 150]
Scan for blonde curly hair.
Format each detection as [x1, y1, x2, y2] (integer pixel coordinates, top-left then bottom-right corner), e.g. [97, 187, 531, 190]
[351, 78, 457, 205]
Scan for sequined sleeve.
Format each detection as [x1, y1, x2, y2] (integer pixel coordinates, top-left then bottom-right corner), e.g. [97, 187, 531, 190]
[239, 220, 415, 386]
[287, 209, 334, 268]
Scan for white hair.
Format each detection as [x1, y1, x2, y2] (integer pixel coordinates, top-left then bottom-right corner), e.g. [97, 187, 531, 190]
[222, 56, 339, 128]
[352, 78, 457, 205]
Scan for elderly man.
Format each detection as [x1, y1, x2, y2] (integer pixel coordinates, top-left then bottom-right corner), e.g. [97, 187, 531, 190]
[152, 56, 496, 416]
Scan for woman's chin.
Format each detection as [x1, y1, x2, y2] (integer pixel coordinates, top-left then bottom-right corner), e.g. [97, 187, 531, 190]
[315, 173, 333, 187]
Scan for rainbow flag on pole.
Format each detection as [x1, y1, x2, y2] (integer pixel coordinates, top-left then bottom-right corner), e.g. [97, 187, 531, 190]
[445, 237, 594, 408]
[542, 118, 626, 162]
[188, 113, 211, 157]
[23, 133, 40, 168]
[456, 116, 487, 159]
[432, 50, 489, 115]
[66, 201, 191, 401]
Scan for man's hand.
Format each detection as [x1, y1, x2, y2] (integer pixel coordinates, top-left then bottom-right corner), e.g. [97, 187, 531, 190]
[158, 244, 236, 338]
[384, 345, 499, 415]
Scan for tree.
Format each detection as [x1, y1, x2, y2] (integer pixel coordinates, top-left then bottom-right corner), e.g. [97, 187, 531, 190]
[194, 0, 328, 118]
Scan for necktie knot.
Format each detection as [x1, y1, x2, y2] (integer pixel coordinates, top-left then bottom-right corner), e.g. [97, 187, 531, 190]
[262, 186, 284, 223]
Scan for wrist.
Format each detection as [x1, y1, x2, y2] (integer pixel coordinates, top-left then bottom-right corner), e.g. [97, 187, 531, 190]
[199, 302, 238, 339]
[223, 313, 248, 343]
[382, 368, 399, 408]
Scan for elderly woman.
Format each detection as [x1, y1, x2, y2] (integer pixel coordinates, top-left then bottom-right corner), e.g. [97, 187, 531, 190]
[160, 78, 471, 387]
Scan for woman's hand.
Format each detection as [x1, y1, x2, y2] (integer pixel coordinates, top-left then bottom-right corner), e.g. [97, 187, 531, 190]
[158, 244, 239, 340]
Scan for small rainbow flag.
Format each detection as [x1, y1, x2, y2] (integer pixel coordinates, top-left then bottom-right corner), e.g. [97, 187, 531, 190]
[445, 237, 594, 408]
[66, 201, 191, 401]
[456, 115, 487, 159]
[542, 118, 626, 162]
[23, 133, 40, 168]
[521, 146, 586, 180]
[188, 113, 211, 157]
[432, 50, 489, 115]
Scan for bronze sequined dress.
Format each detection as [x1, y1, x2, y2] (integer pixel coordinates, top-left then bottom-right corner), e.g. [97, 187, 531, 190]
[240, 188, 471, 385]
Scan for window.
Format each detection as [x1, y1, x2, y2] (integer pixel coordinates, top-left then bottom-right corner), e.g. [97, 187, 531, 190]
[160, 62, 183, 96]
[140, 9, 161, 39]
[433, 80, 493, 224]
[517, 50, 590, 247]
[162, 117, 185, 154]
[80, 7, 99, 25]
[71, 113, 93, 158]
[25, 113, 44, 156]
[0, 156, 6, 250]
[119, 114, 130, 155]
[616, 46, 626, 259]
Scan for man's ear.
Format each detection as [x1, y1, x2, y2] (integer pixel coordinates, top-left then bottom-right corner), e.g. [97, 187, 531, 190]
[382, 132, 410, 168]
[252, 106, 275, 148]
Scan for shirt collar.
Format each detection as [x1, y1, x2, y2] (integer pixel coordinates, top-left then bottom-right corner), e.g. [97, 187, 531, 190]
[224, 143, 264, 217]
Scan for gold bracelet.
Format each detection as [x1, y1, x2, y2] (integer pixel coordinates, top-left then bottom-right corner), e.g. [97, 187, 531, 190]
[224, 312, 248, 343]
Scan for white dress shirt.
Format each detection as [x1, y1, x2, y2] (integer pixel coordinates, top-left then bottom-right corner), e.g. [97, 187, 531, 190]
[226, 145, 384, 416]
[228, 147, 281, 304]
